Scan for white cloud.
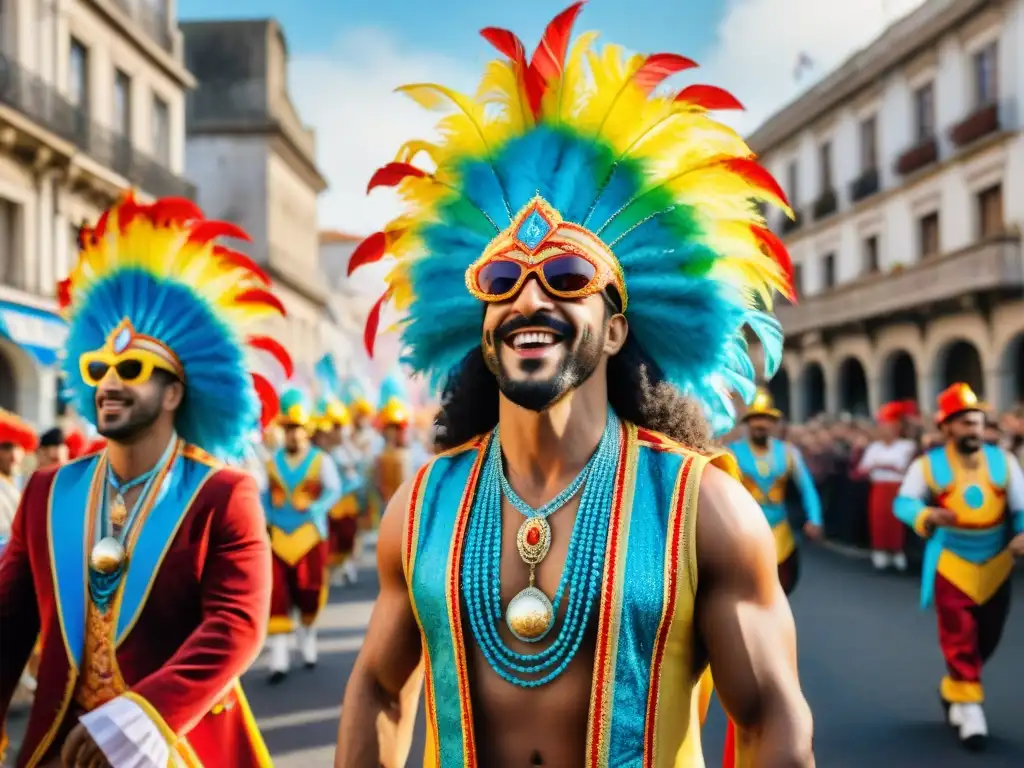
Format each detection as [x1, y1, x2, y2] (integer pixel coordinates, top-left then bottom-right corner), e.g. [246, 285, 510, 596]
[702, 0, 927, 135]
[288, 28, 476, 237]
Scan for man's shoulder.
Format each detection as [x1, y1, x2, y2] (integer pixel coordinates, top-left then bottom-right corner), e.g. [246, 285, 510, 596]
[631, 425, 741, 482]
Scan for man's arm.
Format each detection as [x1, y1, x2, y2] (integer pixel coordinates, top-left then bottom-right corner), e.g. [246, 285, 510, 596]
[787, 446, 822, 529]
[0, 473, 43, 756]
[695, 464, 814, 767]
[77, 471, 272, 763]
[335, 477, 424, 768]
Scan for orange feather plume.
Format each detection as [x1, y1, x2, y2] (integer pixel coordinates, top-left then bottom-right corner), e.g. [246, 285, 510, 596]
[348, 231, 387, 276]
[633, 53, 699, 95]
[367, 162, 428, 193]
[675, 84, 744, 111]
[248, 335, 294, 379]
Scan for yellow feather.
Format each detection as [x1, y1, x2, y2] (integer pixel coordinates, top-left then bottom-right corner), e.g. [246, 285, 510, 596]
[398, 175, 451, 211]
[546, 30, 600, 123]
[395, 140, 440, 168]
[396, 84, 507, 161]
[666, 164, 792, 218]
[629, 109, 754, 180]
[476, 60, 530, 133]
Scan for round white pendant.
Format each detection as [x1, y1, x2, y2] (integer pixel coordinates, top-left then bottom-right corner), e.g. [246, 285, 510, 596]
[505, 586, 554, 643]
[90, 536, 126, 574]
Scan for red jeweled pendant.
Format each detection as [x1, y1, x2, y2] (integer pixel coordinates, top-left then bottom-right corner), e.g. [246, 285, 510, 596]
[516, 517, 551, 567]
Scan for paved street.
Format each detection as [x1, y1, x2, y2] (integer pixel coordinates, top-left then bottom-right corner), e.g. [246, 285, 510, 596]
[243, 545, 1024, 767]
[5, 546, 1022, 766]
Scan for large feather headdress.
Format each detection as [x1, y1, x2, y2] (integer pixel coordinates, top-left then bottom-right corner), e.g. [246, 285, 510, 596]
[349, 2, 794, 432]
[60, 193, 293, 459]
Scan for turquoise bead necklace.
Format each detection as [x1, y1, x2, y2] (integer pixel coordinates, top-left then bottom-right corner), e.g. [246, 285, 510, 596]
[462, 410, 620, 688]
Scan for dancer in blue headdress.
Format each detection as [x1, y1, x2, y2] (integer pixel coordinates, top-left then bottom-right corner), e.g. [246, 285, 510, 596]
[335, 5, 813, 765]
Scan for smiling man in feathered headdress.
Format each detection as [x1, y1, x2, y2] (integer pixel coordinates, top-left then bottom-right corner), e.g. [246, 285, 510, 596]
[334, 4, 814, 767]
[0, 193, 289, 768]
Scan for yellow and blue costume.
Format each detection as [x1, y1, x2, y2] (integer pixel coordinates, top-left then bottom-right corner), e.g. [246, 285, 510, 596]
[895, 383, 1024, 724]
[728, 388, 821, 594]
[348, 4, 794, 765]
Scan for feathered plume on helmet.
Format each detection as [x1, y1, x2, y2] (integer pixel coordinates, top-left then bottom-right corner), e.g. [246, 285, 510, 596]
[59, 192, 294, 459]
[348, 2, 794, 433]
[377, 371, 410, 429]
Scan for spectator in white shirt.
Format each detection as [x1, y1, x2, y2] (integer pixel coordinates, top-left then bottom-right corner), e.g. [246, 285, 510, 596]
[858, 402, 918, 571]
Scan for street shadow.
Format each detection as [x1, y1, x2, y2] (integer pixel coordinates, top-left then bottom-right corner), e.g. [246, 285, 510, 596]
[242, 648, 359, 720]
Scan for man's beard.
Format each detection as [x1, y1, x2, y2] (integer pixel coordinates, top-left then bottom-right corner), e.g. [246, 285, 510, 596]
[96, 393, 162, 442]
[486, 313, 604, 413]
[750, 433, 770, 447]
[956, 435, 982, 454]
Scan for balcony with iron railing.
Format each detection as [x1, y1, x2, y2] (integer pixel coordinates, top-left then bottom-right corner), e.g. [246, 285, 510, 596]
[0, 52, 194, 199]
[775, 234, 1023, 336]
[849, 167, 880, 203]
[812, 188, 837, 221]
[110, 0, 174, 54]
[949, 102, 999, 149]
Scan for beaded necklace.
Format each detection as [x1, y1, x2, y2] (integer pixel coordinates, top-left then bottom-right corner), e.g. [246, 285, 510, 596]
[462, 410, 620, 688]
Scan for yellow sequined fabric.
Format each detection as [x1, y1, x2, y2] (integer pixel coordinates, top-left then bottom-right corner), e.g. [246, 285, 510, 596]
[73, 602, 127, 711]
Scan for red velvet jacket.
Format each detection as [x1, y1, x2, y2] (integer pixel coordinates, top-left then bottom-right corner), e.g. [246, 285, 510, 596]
[0, 446, 273, 767]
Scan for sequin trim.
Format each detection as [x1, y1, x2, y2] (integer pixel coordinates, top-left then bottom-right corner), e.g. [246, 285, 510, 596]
[585, 422, 638, 768]
[641, 456, 693, 766]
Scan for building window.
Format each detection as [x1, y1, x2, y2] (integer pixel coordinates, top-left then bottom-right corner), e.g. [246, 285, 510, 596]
[114, 69, 131, 137]
[821, 252, 836, 290]
[0, 0, 10, 54]
[863, 235, 879, 274]
[859, 116, 877, 172]
[919, 212, 940, 259]
[786, 160, 799, 204]
[977, 184, 1003, 238]
[973, 42, 998, 107]
[151, 94, 170, 164]
[69, 38, 89, 111]
[0, 198, 21, 288]
[818, 141, 832, 192]
[914, 82, 934, 142]
[792, 263, 804, 298]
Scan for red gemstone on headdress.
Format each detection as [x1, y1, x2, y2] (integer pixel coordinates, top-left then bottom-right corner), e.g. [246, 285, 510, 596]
[526, 526, 540, 546]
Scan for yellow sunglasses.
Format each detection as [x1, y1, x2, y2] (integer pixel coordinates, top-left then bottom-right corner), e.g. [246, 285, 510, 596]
[79, 349, 181, 387]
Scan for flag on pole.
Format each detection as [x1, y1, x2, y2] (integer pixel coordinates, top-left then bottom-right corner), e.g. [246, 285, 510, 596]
[793, 52, 814, 82]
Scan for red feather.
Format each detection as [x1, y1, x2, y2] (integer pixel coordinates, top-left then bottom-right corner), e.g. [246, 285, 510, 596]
[186, 220, 251, 245]
[364, 292, 390, 358]
[529, 1, 586, 84]
[147, 197, 204, 225]
[213, 245, 271, 285]
[367, 162, 427, 193]
[57, 278, 72, 310]
[481, 26, 546, 119]
[235, 288, 286, 317]
[675, 84, 744, 111]
[248, 334, 294, 379]
[751, 225, 795, 301]
[347, 231, 387, 276]
[633, 53, 698, 95]
[723, 158, 790, 209]
[251, 373, 280, 428]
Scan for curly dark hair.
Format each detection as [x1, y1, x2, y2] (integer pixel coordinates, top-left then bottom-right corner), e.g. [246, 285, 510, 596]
[433, 333, 712, 453]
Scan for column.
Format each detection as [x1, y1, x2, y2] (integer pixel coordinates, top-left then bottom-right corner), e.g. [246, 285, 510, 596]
[35, 172, 55, 297]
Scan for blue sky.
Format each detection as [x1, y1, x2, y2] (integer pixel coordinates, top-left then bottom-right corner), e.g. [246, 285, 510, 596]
[177, 0, 728, 64]
[176, 0, 926, 234]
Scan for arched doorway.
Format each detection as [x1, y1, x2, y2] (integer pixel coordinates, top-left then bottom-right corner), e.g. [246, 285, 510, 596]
[0, 346, 16, 411]
[801, 363, 826, 419]
[1002, 333, 1024, 408]
[882, 350, 918, 402]
[837, 357, 870, 416]
[936, 340, 984, 398]
[767, 368, 791, 419]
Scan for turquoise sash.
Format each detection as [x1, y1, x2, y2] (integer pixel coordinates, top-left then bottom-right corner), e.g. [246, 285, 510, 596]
[49, 450, 216, 669]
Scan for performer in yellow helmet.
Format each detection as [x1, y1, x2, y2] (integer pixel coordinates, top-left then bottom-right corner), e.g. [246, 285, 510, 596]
[263, 388, 343, 683]
[335, 4, 813, 766]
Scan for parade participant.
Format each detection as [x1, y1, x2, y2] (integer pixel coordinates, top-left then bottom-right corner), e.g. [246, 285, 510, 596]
[372, 375, 413, 510]
[858, 401, 917, 572]
[729, 388, 823, 594]
[0, 193, 286, 767]
[36, 428, 69, 470]
[1, 410, 36, 540]
[335, 5, 813, 766]
[264, 388, 343, 682]
[316, 396, 365, 586]
[895, 383, 1024, 751]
